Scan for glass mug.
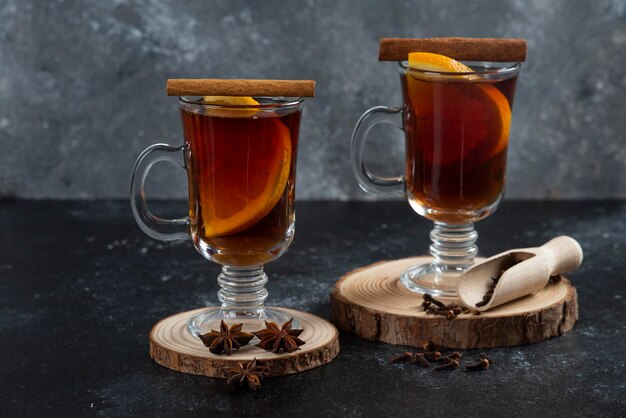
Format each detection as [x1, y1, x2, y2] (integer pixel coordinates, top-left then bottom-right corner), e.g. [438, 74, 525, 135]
[351, 61, 520, 297]
[131, 96, 303, 334]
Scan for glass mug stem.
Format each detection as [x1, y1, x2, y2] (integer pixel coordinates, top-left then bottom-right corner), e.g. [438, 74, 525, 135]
[217, 266, 269, 313]
[429, 222, 478, 271]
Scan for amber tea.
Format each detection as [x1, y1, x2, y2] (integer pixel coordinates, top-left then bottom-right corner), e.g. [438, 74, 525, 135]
[402, 66, 518, 223]
[181, 102, 301, 267]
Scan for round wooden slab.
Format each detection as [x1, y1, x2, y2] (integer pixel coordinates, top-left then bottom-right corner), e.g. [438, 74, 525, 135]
[150, 307, 340, 378]
[330, 257, 578, 349]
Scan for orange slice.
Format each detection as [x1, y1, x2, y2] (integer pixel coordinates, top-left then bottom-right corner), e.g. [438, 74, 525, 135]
[200, 116, 292, 237]
[408, 52, 474, 73]
[406, 52, 512, 164]
[202, 96, 260, 106]
[202, 96, 260, 117]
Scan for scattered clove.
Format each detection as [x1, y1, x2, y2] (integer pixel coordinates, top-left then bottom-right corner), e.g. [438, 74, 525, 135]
[389, 351, 432, 368]
[389, 351, 431, 368]
[389, 352, 414, 364]
[433, 359, 460, 371]
[423, 351, 442, 361]
[390, 349, 494, 373]
[480, 352, 494, 365]
[437, 352, 462, 362]
[466, 353, 493, 371]
[412, 353, 430, 368]
[465, 359, 489, 371]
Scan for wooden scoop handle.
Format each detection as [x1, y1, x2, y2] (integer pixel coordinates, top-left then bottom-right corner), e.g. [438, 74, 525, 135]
[537, 236, 584, 275]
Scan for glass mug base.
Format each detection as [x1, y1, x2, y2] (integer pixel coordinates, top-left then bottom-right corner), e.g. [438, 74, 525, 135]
[187, 307, 299, 336]
[400, 263, 467, 298]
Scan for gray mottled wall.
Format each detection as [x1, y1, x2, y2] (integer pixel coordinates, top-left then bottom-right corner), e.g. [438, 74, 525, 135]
[1, 0, 625, 200]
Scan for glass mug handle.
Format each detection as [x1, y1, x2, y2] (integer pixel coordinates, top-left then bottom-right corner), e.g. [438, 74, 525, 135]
[350, 106, 405, 196]
[130, 143, 189, 241]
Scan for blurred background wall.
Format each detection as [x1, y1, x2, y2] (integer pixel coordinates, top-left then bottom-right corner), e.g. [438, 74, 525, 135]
[0, 0, 624, 200]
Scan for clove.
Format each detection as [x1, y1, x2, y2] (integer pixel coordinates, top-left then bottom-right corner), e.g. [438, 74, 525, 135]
[389, 352, 414, 364]
[480, 352, 494, 365]
[433, 359, 460, 371]
[465, 352, 494, 371]
[466, 358, 490, 371]
[423, 351, 442, 361]
[423, 293, 446, 308]
[422, 294, 482, 318]
[412, 353, 430, 368]
[438, 352, 462, 362]
[390, 349, 496, 373]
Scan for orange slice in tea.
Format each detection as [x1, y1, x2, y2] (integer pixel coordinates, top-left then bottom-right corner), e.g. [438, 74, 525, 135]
[408, 52, 475, 73]
[202, 96, 260, 117]
[406, 52, 512, 165]
[199, 116, 292, 237]
[202, 96, 260, 106]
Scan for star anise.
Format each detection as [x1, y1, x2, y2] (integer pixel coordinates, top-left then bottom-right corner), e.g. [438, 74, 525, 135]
[252, 318, 305, 353]
[198, 320, 254, 355]
[222, 358, 269, 391]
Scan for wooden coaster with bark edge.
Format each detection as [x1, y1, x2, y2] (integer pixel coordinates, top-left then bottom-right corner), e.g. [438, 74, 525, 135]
[330, 256, 578, 349]
[150, 307, 339, 378]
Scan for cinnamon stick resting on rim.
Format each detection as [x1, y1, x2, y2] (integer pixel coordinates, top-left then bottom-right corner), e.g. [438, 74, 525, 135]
[166, 79, 315, 97]
[379, 37, 527, 62]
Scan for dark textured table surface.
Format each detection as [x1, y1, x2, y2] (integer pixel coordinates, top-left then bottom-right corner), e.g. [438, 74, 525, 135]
[1, 200, 625, 417]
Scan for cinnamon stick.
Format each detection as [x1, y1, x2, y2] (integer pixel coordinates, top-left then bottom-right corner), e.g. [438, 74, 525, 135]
[379, 37, 527, 62]
[166, 79, 315, 97]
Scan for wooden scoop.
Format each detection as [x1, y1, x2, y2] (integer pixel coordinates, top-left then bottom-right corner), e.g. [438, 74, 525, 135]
[457, 236, 583, 311]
